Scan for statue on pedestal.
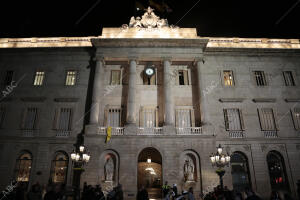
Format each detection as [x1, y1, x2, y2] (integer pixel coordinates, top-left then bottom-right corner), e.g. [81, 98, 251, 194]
[184, 158, 195, 182]
[104, 157, 114, 182]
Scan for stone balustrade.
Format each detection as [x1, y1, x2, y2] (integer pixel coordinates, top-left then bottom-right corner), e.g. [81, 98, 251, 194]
[22, 129, 38, 137]
[137, 127, 163, 135]
[175, 127, 202, 135]
[263, 130, 278, 138]
[56, 130, 71, 137]
[97, 127, 125, 135]
[229, 131, 245, 138]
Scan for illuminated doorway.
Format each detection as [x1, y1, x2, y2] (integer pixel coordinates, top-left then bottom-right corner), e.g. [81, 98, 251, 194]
[138, 147, 162, 199]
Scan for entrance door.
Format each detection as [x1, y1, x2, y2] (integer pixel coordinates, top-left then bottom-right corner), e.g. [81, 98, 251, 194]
[138, 147, 162, 199]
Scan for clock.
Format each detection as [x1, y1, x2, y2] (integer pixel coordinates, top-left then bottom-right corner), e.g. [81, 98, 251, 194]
[145, 67, 155, 76]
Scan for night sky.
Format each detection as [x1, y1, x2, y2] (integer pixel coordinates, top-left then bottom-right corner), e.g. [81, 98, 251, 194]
[1, 0, 299, 39]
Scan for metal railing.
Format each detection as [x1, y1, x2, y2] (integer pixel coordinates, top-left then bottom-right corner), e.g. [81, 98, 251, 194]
[56, 130, 71, 137]
[22, 129, 38, 137]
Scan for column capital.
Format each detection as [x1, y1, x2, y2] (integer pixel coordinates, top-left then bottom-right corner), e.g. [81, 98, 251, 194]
[194, 58, 205, 66]
[161, 57, 172, 65]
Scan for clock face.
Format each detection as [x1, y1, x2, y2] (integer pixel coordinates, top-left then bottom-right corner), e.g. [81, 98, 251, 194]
[145, 68, 154, 76]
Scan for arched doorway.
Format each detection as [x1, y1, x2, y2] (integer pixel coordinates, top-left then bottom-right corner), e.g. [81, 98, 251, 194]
[230, 152, 251, 192]
[138, 147, 162, 199]
[14, 150, 33, 189]
[267, 151, 290, 192]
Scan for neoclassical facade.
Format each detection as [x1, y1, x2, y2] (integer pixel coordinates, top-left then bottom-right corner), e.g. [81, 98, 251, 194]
[0, 8, 300, 199]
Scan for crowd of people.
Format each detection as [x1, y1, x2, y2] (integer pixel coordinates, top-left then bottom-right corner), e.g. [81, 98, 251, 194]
[1, 180, 299, 200]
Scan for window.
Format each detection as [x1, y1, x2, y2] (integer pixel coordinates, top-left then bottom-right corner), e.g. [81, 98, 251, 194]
[65, 70, 77, 86]
[291, 108, 300, 130]
[283, 71, 295, 86]
[258, 108, 277, 131]
[14, 151, 32, 183]
[140, 108, 156, 127]
[223, 108, 244, 131]
[33, 71, 45, 86]
[110, 70, 121, 85]
[3, 70, 14, 86]
[267, 151, 290, 192]
[106, 108, 121, 127]
[0, 107, 5, 128]
[254, 71, 267, 86]
[231, 152, 251, 192]
[176, 109, 192, 127]
[54, 108, 73, 130]
[223, 70, 234, 86]
[21, 108, 38, 130]
[177, 70, 189, 85]
[51, 152, 68, 183]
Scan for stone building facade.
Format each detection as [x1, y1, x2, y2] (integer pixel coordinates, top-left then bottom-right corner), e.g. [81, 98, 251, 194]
[0, 8, 300, 199]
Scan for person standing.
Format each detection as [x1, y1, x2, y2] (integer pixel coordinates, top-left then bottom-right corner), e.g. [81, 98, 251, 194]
[137, 186, 149, 200]
[188, 187, 195, 200]
[162, 181, 170, 198]
[172, 184, 178, 199]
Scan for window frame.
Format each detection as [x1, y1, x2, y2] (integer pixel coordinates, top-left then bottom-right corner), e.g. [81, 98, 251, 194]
[110, 70, 121, 85]
[253, 71, 267, 86]
[283, 71, 296, 86]
[223, 70, 235, 86]
[33, 70, 45, 86]
[223, 108, 244, 131]
[65, 70, 77, 86]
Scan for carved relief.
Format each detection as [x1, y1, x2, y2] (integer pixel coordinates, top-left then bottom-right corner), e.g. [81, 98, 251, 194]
[261, 144, 268, 152]
[243, 145, 251, 152]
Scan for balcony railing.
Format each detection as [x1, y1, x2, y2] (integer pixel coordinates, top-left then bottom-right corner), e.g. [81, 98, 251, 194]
[56, 130, 71, 137]
[21, 129, 38, 137]
[97, 127, 124, 135]
[137, 127, 163, 135]
[229, 131, 244, 138]
[263, 130, 278, 138]
[176, 127, 202, 135]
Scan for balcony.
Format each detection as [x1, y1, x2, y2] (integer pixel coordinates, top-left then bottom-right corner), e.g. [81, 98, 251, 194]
[263, 130, 278, 138]
[56, 130, 71, 137]
[229, 131, 244, 138]
[175, 127, 202, 135]
[97, 127, 124, 135]
[21, 129, 38, 137]
[137, 127, 163, 135]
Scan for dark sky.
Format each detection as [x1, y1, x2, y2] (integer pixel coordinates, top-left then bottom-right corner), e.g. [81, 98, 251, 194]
[1, 0, 299, 39]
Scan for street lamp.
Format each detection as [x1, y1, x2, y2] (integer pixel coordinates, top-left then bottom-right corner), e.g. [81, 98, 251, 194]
[71, 133, 91, 200]
[210, 144, 231, 190]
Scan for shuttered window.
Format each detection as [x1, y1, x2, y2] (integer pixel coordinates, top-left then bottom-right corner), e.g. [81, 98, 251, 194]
[33, 71, 45, 86]
[65, 71, 77, 86]
[22, 108, 38, 130]
[254, 71, 267, 86]
[291, 108, 300, 130]
[53, 108, 73, 130]
[176, 109, 192, 127]
[110, 70, 121, 85]
[107, 108, 121, 127]
[143, 73, 156, 85]
[258, 108, 277, 131]
[142, 108, 156, 127]
[283, 71, 295, 86]
[223, 108, 244, 131]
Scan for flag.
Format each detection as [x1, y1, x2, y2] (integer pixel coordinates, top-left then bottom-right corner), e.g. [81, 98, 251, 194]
[106, 126, 112, 143]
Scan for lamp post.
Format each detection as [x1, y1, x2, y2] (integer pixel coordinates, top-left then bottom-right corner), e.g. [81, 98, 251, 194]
[209, 144, 231, 190]
[71, 133, 91, 200]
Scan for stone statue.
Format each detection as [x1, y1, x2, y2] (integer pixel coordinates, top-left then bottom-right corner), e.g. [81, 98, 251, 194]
[184, 158, 194, 182]
[104, 157, 114, 182]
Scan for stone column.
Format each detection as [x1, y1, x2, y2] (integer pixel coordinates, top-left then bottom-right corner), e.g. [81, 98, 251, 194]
[90, 59, 104, 124]
[126, 59, 137, 125]
[196, 59, 203, 124]
[163, 59, 175, 126]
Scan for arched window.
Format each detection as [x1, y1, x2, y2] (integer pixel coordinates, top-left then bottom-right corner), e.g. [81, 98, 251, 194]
[14, 151, 32, 183]
[51, 151, 69, 183]
[267, 151, 290, 192]
[231, 152, 251, 192]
